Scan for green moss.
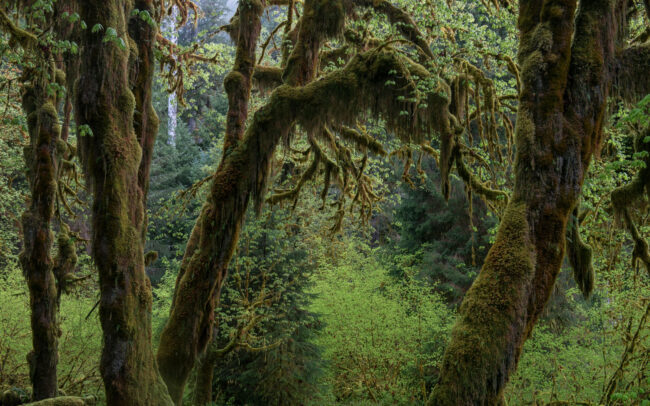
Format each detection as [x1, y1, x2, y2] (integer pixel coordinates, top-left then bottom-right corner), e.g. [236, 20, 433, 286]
[22, 396, 86, 406]
[429, 201, 535, 405]
[566, 208, 594, 298]
[144, 251, 158, 266]
[55, 69, 66, 86]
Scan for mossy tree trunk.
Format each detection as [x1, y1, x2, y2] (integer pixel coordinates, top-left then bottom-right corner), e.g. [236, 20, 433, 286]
[75, 1, 172, 404]
[0, 8, 65, 400]
[429, 0, 640, 403]
[19, 72, 62, 401]
[156, 0, 355, 400]
[156, 1, 264, 402]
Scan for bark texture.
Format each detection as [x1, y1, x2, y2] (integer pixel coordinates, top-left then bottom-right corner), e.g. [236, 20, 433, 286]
[19, 72, 61, 401]
[75, 1, 172, 404]
[429, 0, 632, 403]
[0, 6, 64, 400]
[156, 1, 264, 402]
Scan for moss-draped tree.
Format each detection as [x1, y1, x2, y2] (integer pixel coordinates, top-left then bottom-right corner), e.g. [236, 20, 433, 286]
[0, 3, 75, 399]
[429, 0, 650, 403]
[13, 0, 648, 403]
[155, 0, 650, 404]
[74, 0, 173, 404]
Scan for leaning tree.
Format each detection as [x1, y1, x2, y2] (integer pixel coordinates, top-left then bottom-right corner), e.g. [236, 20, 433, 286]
[155, 0, 650, 404]
[11, 0, 647, 404]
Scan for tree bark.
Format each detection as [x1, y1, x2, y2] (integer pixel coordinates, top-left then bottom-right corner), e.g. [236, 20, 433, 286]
[19, 73, 61, 402]
[191, 353, 216, 405]
[156, 1, 264, 402]
[429, 0, 628, 403]
[75, 1, 172, 404]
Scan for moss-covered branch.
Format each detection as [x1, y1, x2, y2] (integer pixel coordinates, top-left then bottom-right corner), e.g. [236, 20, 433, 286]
[158, 46, 451, 406]
[0, 8, 38, 49]
[337, 125, 387, 155]
[453, 146, 508, 202]
[361, 0, 433, 61]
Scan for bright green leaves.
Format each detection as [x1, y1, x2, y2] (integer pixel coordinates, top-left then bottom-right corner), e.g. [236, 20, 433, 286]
[94, 25, 127, 51]
[131, 9, 157, 29]
[90, 23, 126, 51]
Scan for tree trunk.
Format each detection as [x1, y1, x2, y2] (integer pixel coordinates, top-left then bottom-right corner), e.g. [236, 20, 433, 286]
[156, 0, 354, 400]
[156, 1, 264, 402]
[191, 354, 216, 405]
[75, 1, 172, 404]
[19, 74, 61, 401]
[429, 0, 627, 403]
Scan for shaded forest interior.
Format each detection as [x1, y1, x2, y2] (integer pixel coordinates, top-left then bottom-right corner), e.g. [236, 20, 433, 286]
[0, 0, 649, 405]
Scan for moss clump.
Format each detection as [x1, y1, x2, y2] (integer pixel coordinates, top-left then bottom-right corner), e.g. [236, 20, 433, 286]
[22, 397, 86, 406]
[53, 223, 78, 295]
[337, 126, 386, 155]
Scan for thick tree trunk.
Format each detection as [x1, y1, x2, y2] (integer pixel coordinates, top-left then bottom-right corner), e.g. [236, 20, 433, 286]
[429, 0, 624, 403]
[156, 1, 264, 402]
[19, 76, 61, 401]
[75, 1, 172, 404]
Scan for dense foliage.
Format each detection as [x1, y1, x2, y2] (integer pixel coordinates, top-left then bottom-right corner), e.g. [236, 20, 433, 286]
[0, 0, 648, 405]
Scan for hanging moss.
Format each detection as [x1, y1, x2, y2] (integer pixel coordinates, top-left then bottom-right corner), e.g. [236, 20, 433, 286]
[144, 250, 159, 266]
[615, 43, 650, 105]
[158, 47, 452, 405]
[565, 207, 594, 298]
[252, 66, 283, 92]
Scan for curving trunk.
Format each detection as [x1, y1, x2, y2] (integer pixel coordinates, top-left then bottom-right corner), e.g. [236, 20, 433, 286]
[429, 0, 631, 403]
[156, 0, 264, 401]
